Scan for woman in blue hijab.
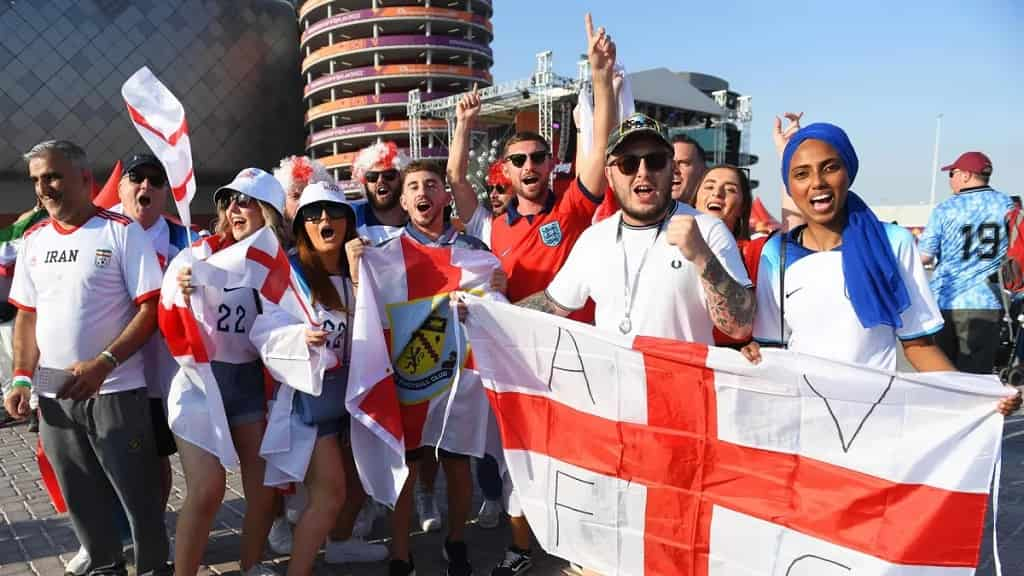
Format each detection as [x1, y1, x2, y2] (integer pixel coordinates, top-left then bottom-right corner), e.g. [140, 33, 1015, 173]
[743, 122, 1019, 414]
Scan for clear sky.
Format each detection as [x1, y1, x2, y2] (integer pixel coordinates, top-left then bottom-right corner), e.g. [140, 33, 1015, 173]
[488, 0, 1022, 216]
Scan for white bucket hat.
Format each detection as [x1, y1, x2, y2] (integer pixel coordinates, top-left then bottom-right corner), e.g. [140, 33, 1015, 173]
[293, 181, 356, 230]
[215, 167, 286, 215]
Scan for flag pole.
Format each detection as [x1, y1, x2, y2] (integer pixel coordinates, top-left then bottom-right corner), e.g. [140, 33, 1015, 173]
[928, 114, 943, 207]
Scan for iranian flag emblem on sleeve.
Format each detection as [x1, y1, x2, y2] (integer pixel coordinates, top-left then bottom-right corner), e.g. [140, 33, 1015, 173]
[463, 295, 1005, 576]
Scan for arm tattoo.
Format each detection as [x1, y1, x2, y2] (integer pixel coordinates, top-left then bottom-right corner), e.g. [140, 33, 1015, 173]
[516, 291, 565, 316]
[700, 255, 755, 339]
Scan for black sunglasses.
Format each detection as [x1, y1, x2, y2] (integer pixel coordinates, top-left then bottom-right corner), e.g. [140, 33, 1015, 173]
[300, 202, 349, 223]
[216, 191, 256, 211]
[505, 151, 549, 168]
[607, 151, 671, 175]
[127, 170, 166, 188]
[365, 169, 399, 183]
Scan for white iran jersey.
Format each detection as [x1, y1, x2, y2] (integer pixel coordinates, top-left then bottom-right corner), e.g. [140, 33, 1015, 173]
[9, 210, 163, 396]
[546, 202, 751, 342]
[754, 224, 943, 371]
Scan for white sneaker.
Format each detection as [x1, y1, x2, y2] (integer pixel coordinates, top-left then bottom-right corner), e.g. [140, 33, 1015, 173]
[243, 564, 278, 576]
[324, 538, 389, 564]
[476, 499, 502, 529]
[415, 487, 441, 532]
[352, 501, 378, 538]
[267, 516, 293, 555]
[64, 546, 89, 576]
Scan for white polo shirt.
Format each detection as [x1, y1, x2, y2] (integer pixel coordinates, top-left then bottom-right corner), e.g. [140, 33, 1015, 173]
[9, 210, 163, 396]
[546, 201, 751, 342]
[753, 223, 944, 371]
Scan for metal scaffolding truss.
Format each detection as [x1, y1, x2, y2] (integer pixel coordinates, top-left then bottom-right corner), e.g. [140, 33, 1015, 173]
[710, 89, 755, 165]
[406, 51, 582, 159]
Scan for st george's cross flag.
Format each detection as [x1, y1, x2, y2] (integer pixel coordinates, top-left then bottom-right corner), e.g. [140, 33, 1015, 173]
[122, 67, 196, 230]
[159, 228, 319, 468]
[463, 295, 1006, 576]
[346, 234, 505, 506]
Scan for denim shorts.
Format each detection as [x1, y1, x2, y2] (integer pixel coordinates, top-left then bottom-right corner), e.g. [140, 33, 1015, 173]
[211, 361, 266, 427]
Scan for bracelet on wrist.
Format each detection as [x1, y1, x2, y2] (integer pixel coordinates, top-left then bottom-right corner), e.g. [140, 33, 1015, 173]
[11, 375, 32, 389]
[99, 350, 120, 368]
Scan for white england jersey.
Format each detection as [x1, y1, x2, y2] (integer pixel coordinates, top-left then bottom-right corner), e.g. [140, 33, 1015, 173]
[357, 223, 403, 247]
[753, 223, 943, 371]
[197, 284, 263, 365]
[9, 210, 163, 396]
[546, 202, 751, 342]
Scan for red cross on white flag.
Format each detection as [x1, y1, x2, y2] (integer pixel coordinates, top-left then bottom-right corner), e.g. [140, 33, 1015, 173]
[464, 296, 1005, 575]
[122, 67, 196, 230]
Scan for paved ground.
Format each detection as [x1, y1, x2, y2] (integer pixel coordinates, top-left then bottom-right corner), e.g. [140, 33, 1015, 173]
[2, 414, 1023, 575]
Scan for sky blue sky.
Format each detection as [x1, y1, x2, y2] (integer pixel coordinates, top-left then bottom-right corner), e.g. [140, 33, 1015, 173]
[488, 0, 1022, 216]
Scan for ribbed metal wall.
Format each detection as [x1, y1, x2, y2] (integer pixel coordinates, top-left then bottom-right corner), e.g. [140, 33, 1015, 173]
[0, 0, 304, 219]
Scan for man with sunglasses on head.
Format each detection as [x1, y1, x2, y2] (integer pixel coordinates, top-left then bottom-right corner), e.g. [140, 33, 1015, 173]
[450, 14, 618, 576]
[521, 113, 753, 353]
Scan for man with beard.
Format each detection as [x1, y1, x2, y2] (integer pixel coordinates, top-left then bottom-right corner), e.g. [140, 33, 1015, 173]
[520, 113, 754, 345]
[352, 141, 409, 246]
[4, 140, 170, 575]
[670, 133, 707, 204]
[450, 14, 618, 575]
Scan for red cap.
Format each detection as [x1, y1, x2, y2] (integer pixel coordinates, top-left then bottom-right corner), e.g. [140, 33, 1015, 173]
[941, 151, 992, 174]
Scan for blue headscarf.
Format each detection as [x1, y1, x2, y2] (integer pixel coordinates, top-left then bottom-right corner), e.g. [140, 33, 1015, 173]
[781, 123, 910, 329]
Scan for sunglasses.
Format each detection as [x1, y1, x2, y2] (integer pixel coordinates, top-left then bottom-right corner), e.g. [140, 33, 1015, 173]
[505, 151, 550, 168]
[616, 114, 665, 137]
[127, 170, 166, 188]
[365, 169, 399, 183]
[607, 151, 671, 175]
[300, 202, 349, 223]
[216, 191, 256, 211]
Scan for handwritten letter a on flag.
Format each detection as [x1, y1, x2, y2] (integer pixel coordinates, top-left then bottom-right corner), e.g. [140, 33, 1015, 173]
[464, 296, 1004, 576]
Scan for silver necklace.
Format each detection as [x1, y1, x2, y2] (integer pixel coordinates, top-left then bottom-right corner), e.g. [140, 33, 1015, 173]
[617, 209, 672, 334]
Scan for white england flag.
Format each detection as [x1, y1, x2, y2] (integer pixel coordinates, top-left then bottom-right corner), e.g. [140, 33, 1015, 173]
[122, 66, 196, 230]
[463, 295, 1005, 576]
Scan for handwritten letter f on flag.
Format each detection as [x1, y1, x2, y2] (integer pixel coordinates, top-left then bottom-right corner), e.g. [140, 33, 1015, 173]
[463, 295, 1004, 576]
[122, 67, 196, 229]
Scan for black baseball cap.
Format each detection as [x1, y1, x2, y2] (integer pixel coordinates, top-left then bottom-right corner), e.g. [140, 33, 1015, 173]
[123, 153, 166, 176]
[606, 113, 673, 158]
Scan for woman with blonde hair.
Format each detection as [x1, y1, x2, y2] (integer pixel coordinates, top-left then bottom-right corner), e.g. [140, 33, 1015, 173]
[165, 168, 287, 576]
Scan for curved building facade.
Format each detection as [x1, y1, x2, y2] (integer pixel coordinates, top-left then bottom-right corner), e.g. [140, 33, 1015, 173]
[298, 0, 493, 179]
[0, 0, 304, 221]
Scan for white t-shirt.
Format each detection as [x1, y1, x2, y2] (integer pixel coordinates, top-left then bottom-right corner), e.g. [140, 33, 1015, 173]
[546, 202, 751, 342]
[357, 224, 403, 247]
[753, 223, 944, 371]
[9, 210, 163, 396]
[463, 203, 494, 248]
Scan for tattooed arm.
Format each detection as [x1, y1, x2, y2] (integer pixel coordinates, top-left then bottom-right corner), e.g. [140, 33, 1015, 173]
[697, 255, 755, 339]
[516, 291, 573, 317]
[667, 214, 754, 340]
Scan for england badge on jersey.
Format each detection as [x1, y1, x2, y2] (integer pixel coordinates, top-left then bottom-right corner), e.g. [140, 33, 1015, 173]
[538, 221, 563, 247]
[94, 248, 112, 267]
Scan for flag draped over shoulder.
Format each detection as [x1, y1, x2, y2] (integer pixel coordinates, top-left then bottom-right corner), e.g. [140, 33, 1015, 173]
[159, 228, 325, 477]
[464, 295, 1005, 576]
[346, 235, 505, 506]
[122, 67, 196, 230]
